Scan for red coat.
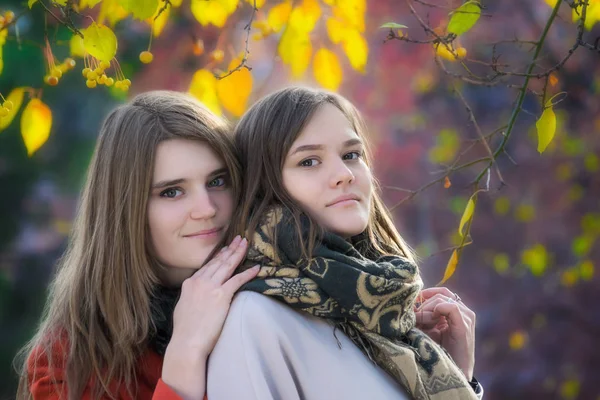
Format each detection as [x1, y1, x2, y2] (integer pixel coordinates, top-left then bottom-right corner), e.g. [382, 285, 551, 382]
[27, 340, 204, 400]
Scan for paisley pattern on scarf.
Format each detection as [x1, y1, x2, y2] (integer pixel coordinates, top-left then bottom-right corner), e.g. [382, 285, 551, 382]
[239, 207, 477, 400]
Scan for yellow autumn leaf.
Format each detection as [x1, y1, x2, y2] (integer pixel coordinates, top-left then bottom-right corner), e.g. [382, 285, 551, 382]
[70, 35, 86, 58]
[28, 0, 38, 8]
[216, 58, 253, 117]
[267, 1, 292, 32]
[98, 0, 130, 26]
[572, 0, 600, 30]
[245, 0, 265, 8]
[191, 0, 238, 28]
[121, 0, 159, 20]
[79, 0, 102, 9]
[82, 22, 118, 62]
[439, 249, 459, 285]
[458, 193, 476, 237]
[189, 69, 222, 116]
[332, 0, 366, 32]
[151, 3, 170, 37]
[447, 1, 481, 36]
[327, 17, 346, 44]
[0, 87, 26, 132]
[313, 48, 343, 91]
[536, 105, 557, 154]
[342, 29, 368, 73]
[434, 43, 466, 61]
[21, 98, 52, 157]
[300, 0, 321, 28]
[278, 29, 312, 78]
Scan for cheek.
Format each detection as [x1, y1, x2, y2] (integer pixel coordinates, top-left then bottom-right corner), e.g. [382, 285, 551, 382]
[213, 190, 234, 220]
[283, 170, 320, 212]
[147, 201, 179, 242]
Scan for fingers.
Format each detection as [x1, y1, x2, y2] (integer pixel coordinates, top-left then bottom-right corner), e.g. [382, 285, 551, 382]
[197, 236, 245, 280]
[191, 245, 229, 279]
[211, 237, 249, 284]
[415, 310, 443, 329]
[418, 286, 457, 302]
[424, 298, 473, 331]
[223, 265, 260, 294]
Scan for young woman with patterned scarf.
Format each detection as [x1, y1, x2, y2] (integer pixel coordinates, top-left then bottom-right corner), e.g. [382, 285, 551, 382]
[206, 86, 483, 400]
[15, 91, 259, 400]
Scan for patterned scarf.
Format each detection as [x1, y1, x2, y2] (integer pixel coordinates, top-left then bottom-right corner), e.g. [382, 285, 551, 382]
[238, 207, 477, 400]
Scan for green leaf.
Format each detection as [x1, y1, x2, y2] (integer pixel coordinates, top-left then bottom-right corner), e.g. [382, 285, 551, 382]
[82, 22, 118, 62]
[447, 1, 481, 36]
[536, 106, 557, 154]
[380, 22, 408, 29]
[119, 0, 159, 20]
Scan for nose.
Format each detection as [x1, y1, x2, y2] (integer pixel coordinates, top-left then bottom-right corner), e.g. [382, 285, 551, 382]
[189, 189, 217, 220]
[329, 159, 355, 188]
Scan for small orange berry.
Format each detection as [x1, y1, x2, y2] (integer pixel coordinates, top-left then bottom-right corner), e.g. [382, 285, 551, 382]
[4, 11, 15, 24]
[82, 67, 91, 77]
[100, 61, 110, 69]
[3, 100, 14, 111]
[51, 68, 63, 79]
[209, 49, 224, 63]
[0, 16, 5, 27]
[64, 58, 76, 69]
[86, 79, 97, 88]
[87, 71, 98, 80]
[47, 76, 59, 86]
[105, 77, 114, 87]
[193, 40, 205, 56]
[0, 107, 9, 117]
[139, 51, 153, 64]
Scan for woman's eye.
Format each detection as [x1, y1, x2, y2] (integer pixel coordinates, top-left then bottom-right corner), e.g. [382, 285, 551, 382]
[160, 188, 183, 198]
[343, 151, 361, 160]
[208, 176, 227, 188]
[299, 158, 319, 167]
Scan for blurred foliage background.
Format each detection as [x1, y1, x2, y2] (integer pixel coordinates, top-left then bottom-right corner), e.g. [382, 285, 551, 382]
[1, 0, 599, 398]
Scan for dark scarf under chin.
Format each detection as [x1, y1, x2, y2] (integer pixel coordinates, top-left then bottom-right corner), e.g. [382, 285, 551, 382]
[148, 285, 179, 356]
[237, 207, 476, 400]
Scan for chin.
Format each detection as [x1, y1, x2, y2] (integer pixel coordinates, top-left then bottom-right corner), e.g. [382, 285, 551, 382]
[329, 223, 368, 239]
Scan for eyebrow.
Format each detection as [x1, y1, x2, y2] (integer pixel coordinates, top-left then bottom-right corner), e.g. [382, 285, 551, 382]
[151, 167, 228, 189]
[289, 138, 363, 156]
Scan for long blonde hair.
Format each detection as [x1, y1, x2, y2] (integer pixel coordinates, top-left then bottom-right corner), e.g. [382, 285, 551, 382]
[232, 86, 414, 261]
[15, 91, 240, 399]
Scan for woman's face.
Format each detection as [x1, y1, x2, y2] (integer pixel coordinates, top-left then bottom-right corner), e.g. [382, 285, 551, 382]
[282, 104, 373, 238]
[147, 139, 233, 285]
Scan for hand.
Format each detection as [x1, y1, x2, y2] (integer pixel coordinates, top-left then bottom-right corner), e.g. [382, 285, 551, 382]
[414, 287, 476, 381]
[162, 235, 259, 399]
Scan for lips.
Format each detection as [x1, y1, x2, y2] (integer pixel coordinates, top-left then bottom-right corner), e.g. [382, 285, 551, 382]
[326, 194, 360, 207]
[183, 227, 223, 237]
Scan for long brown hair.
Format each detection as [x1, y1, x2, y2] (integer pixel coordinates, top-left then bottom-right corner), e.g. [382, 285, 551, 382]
[231, 86, 414, 261]
[15, 91, 240, 399]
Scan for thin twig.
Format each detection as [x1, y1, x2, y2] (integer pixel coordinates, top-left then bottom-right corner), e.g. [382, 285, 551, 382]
[453, 85, 505, 186]
[215, 0, 257, 79]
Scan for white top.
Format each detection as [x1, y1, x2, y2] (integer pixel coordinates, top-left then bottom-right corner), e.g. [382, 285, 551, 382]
[207, 291, 409, 400]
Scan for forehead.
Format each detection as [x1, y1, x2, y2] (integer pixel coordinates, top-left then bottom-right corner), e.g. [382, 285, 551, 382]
[153, 139, 224, 180]
[295, 104, 359, 144]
